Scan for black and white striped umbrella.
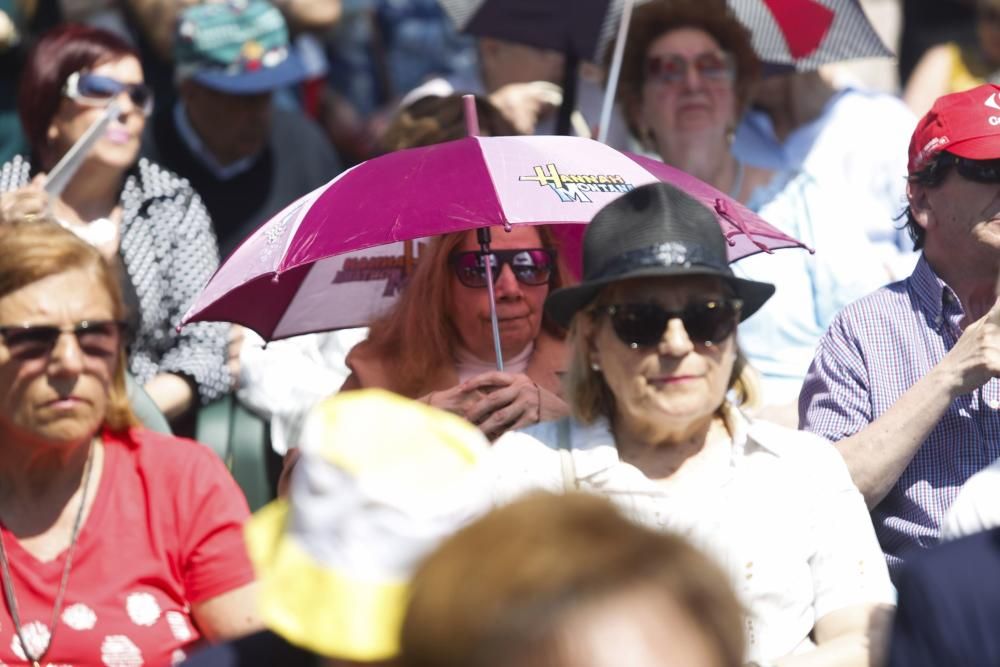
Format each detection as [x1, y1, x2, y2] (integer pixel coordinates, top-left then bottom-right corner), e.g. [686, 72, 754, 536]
[727, 0, 892, 73]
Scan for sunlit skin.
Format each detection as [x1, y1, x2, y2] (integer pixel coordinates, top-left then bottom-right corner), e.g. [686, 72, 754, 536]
[911, 169, 1000, 320]
[638, 29, 738, 157]
[586, 276, 736, 443]
[545, 587, 725, 667]
[179, 81, 272, 166]
[44, 55, 147, 173]
[0, 269, 117, 449]
[448, 225, 549, 363]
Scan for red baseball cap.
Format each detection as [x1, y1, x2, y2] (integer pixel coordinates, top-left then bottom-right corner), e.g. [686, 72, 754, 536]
[907, 83, 1000, 174]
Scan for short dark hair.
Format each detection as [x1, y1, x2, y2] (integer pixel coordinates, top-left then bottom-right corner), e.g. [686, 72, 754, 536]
[615, 0, 760, 142]
[17, 24, 139, 167]
[903, 151, 959, 250]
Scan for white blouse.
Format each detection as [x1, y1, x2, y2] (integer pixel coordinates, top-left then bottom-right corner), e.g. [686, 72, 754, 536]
[489, 407, 895, 663]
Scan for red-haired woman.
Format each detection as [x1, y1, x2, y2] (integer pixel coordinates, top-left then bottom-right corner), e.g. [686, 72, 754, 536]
[342, 223, 572, 440]
[0, 24, 228, 426]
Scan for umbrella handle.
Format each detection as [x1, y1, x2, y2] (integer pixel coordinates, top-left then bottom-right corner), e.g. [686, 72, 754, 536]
[598, 0, 635, 144]
[477, 227, 505, 372]
[463, 94, 480, 137]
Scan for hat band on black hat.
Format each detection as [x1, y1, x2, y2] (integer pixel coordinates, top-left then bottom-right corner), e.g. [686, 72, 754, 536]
[590, 242, 729, 282]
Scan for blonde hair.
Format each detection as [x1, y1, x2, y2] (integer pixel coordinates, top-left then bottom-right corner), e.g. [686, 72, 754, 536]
[0, 218, 138, 431]
[363, 226, 572, 398]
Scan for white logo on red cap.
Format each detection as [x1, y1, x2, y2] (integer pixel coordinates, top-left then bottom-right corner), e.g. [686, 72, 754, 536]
[986, 93, 1000, 111]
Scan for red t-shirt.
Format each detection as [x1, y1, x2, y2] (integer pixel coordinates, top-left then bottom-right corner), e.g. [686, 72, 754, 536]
[0, 428, 255, 666]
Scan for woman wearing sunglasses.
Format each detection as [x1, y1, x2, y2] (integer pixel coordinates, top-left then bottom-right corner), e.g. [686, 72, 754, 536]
[0, 218, 260, 665]
[489, 183, 895, 667]
[0, 24, 229, 428]
[340, 223, 573, 440]
[615, 0, 887, 425]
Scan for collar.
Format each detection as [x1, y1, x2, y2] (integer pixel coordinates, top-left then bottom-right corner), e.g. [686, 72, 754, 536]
[910, 254, 963, 329]
[173, 101, 259, 180]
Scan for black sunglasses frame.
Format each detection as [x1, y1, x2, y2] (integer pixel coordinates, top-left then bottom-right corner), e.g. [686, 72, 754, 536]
[938, 153, 1000, 184]
[597, 299, 743, 349]
[0, 319, 126, 359]
[449, 248, 557, 289]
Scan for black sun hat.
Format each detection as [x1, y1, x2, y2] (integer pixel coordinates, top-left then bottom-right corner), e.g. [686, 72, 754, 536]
[545, 182, 775, 328]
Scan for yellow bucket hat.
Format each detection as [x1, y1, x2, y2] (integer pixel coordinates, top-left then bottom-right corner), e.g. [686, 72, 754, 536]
[244, 389, 492, 661]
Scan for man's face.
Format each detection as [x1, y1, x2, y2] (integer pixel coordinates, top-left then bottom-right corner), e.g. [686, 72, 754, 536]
[913, 157, 1000, 278]
[180, 80, 272, 166]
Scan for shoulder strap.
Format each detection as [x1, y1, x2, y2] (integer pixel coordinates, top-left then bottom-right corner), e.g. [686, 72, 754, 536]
[557, 418, 578, 493]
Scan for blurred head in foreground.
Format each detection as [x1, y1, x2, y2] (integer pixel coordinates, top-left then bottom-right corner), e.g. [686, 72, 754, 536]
[400, 492, 745, 667]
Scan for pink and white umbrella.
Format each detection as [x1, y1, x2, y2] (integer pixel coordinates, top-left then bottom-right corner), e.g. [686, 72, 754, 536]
[182, 134, 809, 350]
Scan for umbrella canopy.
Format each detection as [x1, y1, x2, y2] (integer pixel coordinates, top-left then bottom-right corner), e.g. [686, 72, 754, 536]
[182, 134, 809, 342]
[729, 0, 892, 73]
[437, 0, 621, 63]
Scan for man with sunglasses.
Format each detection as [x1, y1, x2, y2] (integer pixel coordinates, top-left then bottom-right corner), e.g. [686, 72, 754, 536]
[800, 83, 1000, 576]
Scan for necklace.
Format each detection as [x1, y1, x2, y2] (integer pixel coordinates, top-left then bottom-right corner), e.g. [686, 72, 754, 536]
[0, 440, 96, 667]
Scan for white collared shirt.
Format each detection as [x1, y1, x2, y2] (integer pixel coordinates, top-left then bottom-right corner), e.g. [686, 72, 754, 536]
[489, 408, 894, 663]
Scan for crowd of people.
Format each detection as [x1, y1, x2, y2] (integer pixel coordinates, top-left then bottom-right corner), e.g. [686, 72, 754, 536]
[0, 0, 998, 665]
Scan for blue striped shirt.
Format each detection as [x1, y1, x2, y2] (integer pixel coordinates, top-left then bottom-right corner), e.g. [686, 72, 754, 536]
[799, 255, 1000, 574]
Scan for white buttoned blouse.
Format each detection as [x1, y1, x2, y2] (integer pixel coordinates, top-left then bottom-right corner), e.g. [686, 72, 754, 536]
[489, 407, 895, 663]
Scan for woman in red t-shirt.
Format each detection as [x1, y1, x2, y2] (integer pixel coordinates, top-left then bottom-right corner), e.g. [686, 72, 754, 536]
[0, 218, 260, 665]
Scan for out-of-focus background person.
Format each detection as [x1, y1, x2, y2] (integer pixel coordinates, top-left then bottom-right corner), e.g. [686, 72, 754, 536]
[0, 23, 229, 426]
[0, 218, 259, 665]
[401, 491, 745, 667]
[904, 0, 1000, 115]
[140, 0, 342, 258]
[490, 183, 895, 667]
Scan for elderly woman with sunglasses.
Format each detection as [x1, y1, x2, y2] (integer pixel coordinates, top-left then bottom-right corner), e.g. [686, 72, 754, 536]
[340, 223, 573, 440]
[489, 183, 895, 667]
[0, 24, 229, 426]
[0, 217, 260, 665]
[616, 0, 887, 425]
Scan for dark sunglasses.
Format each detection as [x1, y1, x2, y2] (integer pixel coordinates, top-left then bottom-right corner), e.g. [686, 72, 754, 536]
[939, 153, 1000, 184]
[449, 248, 556, 288]
[598, 300, 742, 348]
[63, 72, 154, 116]
[645, 51, 735, 85]
[0, 320, 125, 360]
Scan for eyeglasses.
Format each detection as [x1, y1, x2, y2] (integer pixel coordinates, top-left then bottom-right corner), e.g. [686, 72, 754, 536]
[63, 72, 154, 116]
[0, 320, 125, 360]
[449, 248, 556, 288]
[598, 300, 742, 348]
[939, 153, 1000, 184]
[644, 51, 735, 85]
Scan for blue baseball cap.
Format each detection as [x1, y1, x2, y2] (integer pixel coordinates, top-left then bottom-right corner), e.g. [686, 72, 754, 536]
[174, 0, 306, 95]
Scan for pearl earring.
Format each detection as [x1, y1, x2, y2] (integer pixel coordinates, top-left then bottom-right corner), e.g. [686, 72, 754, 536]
[590, 362, 601, 372]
